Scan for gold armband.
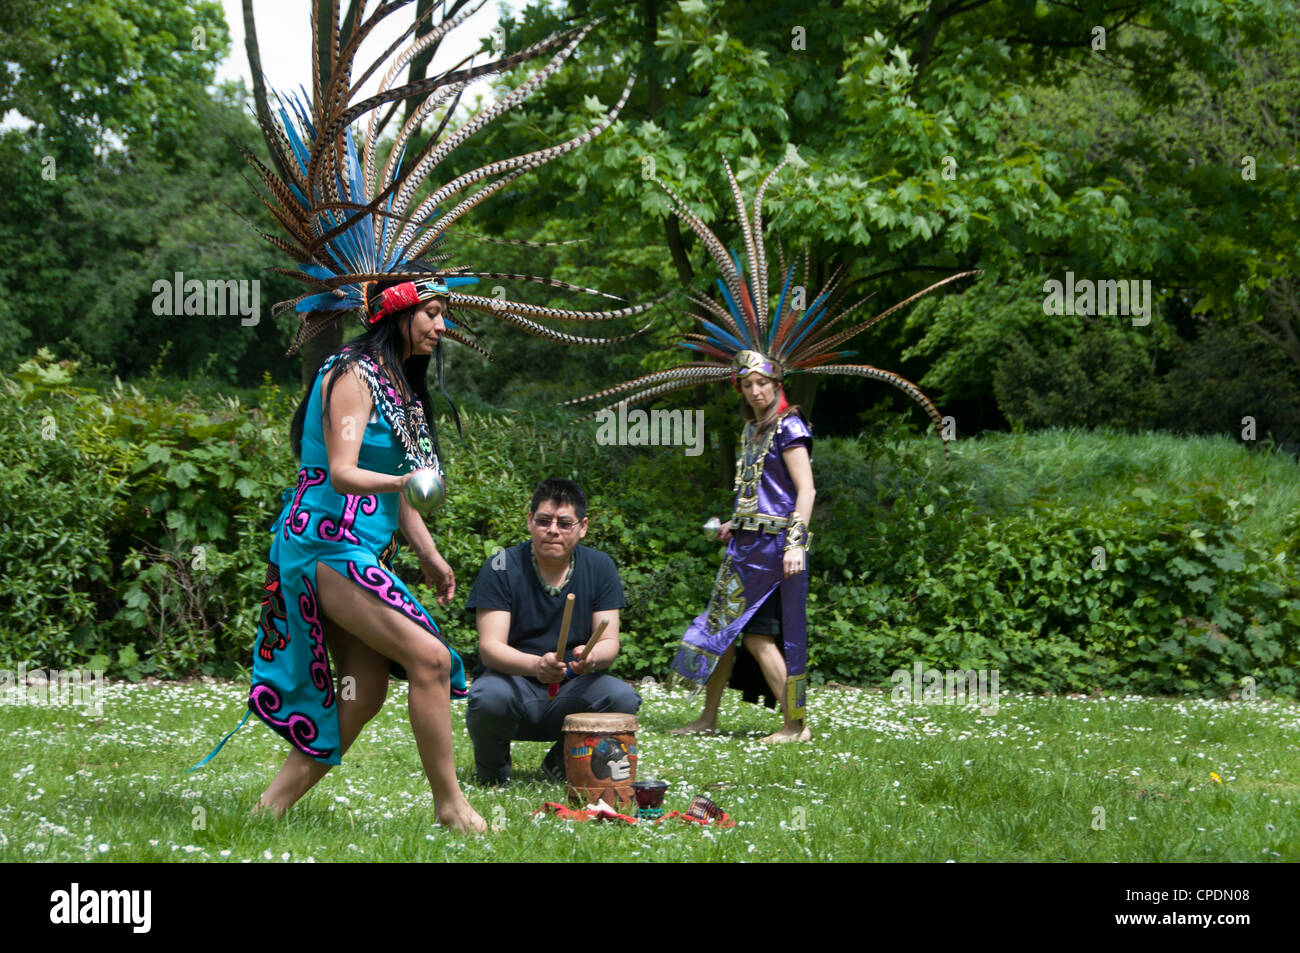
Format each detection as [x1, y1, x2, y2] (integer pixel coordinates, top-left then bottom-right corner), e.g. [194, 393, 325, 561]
[784, 511, 810, 552]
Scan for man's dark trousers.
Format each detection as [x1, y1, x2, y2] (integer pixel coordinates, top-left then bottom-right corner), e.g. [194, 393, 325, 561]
[466, 671, 641, 784]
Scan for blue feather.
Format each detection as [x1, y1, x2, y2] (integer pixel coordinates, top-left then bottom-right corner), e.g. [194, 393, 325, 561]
[699, 319, 746, 352]
[278, 106, 312, 174]
[296, 292, 361, 313]
[781, 290, 837, 354]
[768, 265, 796, 350]
[299, 263, 335, 280]
[730, 249, 746, 281]
[714, 279, 751, 346]
[378, 141, 408, 259]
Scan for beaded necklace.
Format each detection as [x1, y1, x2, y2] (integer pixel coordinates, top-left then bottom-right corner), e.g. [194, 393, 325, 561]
[531, 545, 575, 597]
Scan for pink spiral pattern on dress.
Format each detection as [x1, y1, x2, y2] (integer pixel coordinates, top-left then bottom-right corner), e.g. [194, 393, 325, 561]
[285, 467, 327, 539]
[249, 684, 331, 759]
[297, 575, 334, 707]
[346, 561, 438, 635]
[318, 493, 378, 543]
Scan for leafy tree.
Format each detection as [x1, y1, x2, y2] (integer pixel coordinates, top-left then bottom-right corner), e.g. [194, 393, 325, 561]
[0, 0, 229, 163]
[992, 320, 1160, 432]
[0, 0, 311, 382]
[1157, 321, 1300, 446]
[0, 87, 298, 382]
[456, 0, 1294, 443]
[906, 13, 1299, 427]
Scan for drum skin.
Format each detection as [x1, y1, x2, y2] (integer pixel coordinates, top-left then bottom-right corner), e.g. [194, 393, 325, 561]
[562, 713, 638, 806]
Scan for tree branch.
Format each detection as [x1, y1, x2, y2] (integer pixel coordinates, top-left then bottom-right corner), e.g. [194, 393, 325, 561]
[907, 0, 998, 96]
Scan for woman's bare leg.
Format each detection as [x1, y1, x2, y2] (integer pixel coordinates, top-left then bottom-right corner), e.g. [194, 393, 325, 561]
[260, 563, 483, 833]
[671, 644, 736, 734]
[743, 633, 810, 743]
[256, 618, 389, 816]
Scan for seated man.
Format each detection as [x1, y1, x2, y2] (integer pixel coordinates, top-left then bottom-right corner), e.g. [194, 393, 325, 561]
[465, 478, 640, 785]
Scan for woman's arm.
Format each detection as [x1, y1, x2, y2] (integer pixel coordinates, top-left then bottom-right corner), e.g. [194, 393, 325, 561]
[401, 497, 456, 605]
[782, 444, 815, 577]
[399, 496, 436, 557]
[321, 365, 408, 497]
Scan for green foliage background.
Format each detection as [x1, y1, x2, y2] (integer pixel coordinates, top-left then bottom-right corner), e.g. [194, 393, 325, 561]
[4, 0, 1299, 435]
[2, 1, 1299, 697]
[3, 352, 1296, 697]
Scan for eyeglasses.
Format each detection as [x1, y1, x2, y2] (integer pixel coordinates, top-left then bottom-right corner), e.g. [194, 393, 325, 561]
[532, 515, 579, 531]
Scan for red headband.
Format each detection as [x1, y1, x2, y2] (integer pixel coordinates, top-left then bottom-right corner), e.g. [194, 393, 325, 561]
[367, 281, 422, 325]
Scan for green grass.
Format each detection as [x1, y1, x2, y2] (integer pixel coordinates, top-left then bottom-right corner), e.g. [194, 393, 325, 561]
[949, 428, 1300, 536]
[2, 679, 1297, 862]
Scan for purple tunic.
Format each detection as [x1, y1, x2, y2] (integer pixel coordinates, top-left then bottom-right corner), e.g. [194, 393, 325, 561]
[669, 411, 812, 718]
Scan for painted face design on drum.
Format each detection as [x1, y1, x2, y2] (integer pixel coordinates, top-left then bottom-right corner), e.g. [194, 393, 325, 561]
[590, 738, 632, 782]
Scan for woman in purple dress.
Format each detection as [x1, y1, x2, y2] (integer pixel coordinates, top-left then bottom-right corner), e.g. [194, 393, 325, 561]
[565, 156, 968, 742]
[669, 350, 815, 743]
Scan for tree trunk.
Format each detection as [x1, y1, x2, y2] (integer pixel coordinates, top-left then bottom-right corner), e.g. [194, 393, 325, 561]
[716, 382, 737, 491]
[1256, 278, 1300, 375]
[788, 374, 818, 419]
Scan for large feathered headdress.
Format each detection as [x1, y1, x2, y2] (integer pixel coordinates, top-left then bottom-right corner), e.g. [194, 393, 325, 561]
[565, 156, 976, 454]
[246, 1, 653, 357]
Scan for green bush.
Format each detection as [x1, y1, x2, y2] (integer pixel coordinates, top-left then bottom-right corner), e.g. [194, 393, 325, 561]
[806, 424, 1300, 696]
[993, 320, 1161, 431]
[1157, 322, 1300, 446]
[990, 316, 1300, 446]
[0, 350, 292, 677]
[0, 357, 125, 665]
[1, 351, 1297, 696]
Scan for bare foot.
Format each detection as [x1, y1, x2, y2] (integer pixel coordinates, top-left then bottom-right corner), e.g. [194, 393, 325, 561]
[250, 796, 286, 819]
[435, 798, 487, 834]
[670, 716, 718, 735]
[759, 725, 812, 744]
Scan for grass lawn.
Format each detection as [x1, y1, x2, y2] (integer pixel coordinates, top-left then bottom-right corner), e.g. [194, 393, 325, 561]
[953, 429, 1300, 535]
[2, 678, 1297, 862]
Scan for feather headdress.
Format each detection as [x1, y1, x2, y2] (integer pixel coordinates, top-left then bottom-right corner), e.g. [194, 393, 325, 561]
[565, 156, 977, 455]
[247, 0, 653, 356]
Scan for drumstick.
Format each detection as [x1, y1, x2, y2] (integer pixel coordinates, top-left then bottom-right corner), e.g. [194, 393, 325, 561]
[548, 594, 576, 698]
[582, 619, 609, 661]
[555, 593, 575, 660]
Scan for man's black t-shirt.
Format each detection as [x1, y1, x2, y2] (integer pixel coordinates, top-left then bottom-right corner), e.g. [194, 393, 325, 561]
[465, 542, 627, 669]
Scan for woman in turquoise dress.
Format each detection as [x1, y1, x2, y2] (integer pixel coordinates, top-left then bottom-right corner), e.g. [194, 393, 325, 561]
[252, 280, 484, 833]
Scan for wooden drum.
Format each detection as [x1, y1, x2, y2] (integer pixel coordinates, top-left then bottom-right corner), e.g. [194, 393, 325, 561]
[562, 712, 638, 807]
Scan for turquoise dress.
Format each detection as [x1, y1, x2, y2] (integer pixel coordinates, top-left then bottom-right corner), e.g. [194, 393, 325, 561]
[250, 352, 466, 765]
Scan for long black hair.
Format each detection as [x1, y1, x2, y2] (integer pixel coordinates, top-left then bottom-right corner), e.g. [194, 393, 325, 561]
[289, 298, 438, 462]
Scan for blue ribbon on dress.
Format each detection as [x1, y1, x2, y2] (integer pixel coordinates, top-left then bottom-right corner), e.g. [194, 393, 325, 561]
[186, 709, 253, 773]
